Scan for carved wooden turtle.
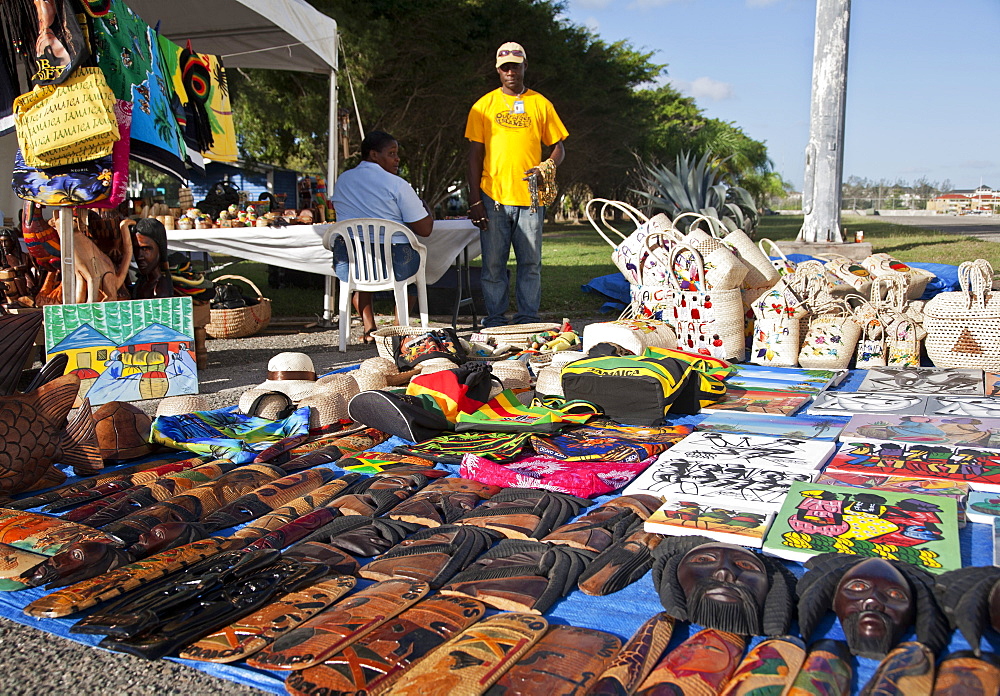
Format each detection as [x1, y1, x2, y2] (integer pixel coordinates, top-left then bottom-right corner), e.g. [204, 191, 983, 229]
[93, 401, 153, 461]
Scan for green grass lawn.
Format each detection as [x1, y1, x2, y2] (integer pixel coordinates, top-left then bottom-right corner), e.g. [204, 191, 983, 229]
[206, 215, 997, 319]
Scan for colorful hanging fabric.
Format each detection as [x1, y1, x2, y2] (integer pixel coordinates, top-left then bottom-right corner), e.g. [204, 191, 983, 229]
[150, 406, 311, 464]
[460, 452, 654, 498]
[157, 38, 237, 162]
[531, 419, 693, 462]
[88, 0, 187, 179]
[454, 391, 602, 434]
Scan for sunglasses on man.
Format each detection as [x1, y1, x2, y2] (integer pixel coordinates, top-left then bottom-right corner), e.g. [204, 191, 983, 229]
[497, 49, 525, 58]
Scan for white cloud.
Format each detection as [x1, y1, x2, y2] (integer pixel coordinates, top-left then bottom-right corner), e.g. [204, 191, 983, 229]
[572, 0, 613, 8]
[583, 15, 601, 32]
[671, 76, 735, 101]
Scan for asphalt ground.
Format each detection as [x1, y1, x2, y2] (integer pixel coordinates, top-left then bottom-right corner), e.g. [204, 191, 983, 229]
[870, 213, 1000, 242]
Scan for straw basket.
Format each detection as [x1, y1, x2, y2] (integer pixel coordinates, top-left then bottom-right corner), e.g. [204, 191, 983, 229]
[205, 275, 272, 339]
[479, 322, 562, 349]
[924, 259, 1000, 369]
[370, 326, 433, 362]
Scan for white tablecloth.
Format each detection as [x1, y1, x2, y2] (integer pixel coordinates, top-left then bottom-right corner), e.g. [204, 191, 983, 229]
[167, 219, 480, 285]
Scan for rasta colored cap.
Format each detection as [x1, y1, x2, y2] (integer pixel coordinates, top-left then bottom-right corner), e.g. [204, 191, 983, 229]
[496, 41, 526, 68]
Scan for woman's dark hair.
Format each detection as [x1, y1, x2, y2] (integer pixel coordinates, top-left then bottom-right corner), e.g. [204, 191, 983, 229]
[361, 131, 397, 160]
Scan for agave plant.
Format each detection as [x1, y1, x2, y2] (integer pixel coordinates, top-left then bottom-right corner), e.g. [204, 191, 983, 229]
[633, 151, 760, 237]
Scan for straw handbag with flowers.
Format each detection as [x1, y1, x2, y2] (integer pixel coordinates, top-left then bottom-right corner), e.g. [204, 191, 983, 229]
[798, 300, 862, 370]
[924, 259, 1000, 369]
[855, 317, 888, 369]
[664, 242, 746, 361]
[750, 282, 809, 367]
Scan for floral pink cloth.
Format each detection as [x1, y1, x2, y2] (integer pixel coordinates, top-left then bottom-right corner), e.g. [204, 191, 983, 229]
[460, 452, 655, 498]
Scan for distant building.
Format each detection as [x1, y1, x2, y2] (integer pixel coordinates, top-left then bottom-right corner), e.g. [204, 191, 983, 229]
[927, 185, 1000, 214]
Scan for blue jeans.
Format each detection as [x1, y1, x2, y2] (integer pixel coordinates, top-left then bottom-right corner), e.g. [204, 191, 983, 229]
[480, 192, 544, 326]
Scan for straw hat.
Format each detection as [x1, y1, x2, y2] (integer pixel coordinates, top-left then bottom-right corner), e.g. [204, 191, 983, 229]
[354, 369, 388, 391]
[155, 395, 208, 418]
[417, 357, 460, 375]
[254, 352, 318, 401]
[535, 365, 564, 397]
[299, 385, 352, 429]
[490, 360, 532, 391]
[315, 373, 360, 402]
[239, 388, 295, 420]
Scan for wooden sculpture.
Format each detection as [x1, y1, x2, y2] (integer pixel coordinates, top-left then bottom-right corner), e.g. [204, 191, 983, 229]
[92, 401, 154, 461]
[0, 373, 90, 495]
[0, 312, 44, 396]
[71, 216, 132, 303]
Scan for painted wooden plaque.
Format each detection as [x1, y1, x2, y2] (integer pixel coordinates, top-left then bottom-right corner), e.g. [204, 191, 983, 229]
[644, 498, 774, 548]
[762, 481, 961, 573]
[697, 411, 844, 441]
[622, 452, 817, 512]
[826, 439, 1000, 492]
[840, 413, 1000, 450]
[668, 432, 836, 472]
[703, 388, 813, 416]
[44, 297, 197, 405]
[858, 367, 984, 395]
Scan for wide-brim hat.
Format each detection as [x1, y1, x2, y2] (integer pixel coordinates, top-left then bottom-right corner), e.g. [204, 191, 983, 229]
[299, 385, 352, 430]
[239, 388, 295, 420]
[255, 351, 318, 401]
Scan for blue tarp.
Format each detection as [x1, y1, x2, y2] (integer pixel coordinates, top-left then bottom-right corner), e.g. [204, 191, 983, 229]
[0, 367, 993, 694]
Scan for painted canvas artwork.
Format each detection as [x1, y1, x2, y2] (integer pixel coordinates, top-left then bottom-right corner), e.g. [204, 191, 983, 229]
[44, 298, 198, 406]
[994, 518, 1000, 566]
[668, 432, 836, 472]
[724, 377, 825, 394]
[763, 481, 961, 573]
[968, 491, 1000, 524]
[987, 373, 1000, 397]
[816, 472, 969, 526]
[807, 392, 927, 417]
[644, 498, 774, 548]
[924, 396, 1000, 420]
[623, 452, 818, 512]
[703, 388, 813, 416]
[728, 364, 842, 388]
[696, 411, 845, 441]
[859, 367, 984, 395]
[840, 414, 1000, 450]
[826, 439, 1000, 492]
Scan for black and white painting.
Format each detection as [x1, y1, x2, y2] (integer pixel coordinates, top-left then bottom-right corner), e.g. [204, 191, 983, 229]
[859, 367, 984, 396]
[668, 431, 835, 471]
[807, 391, 927, 417]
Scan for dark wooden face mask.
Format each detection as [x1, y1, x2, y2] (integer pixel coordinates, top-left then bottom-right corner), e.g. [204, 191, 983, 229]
[286, 595, 486, 696]
[539, 505, 643, 554]
[588, 612, 675, 696]
[23, 537, 228, 618]
[577, 528, 662, 597]
[98, 557, 331, 661]
[721, 636, 806, 696]
[386, 477, 502, 527]
[247, 578, 430, 671]
[453, 487, 589, 540]
[199, 468, 337, 533]
[488, 624, 622, 695]
[293, 515, 422, 558]
[439, 538, 595, 614]
[387, 612, 549, 696]
[360, 525, 500, 589]
[180, 574, 357, 663]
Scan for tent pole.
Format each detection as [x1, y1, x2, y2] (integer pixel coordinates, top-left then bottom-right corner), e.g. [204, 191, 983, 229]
[59, 208, 76, 304]
[323, 64, 339, 325]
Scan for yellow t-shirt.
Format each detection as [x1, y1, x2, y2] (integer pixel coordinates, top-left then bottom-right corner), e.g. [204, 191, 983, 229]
[465, 88, 568, 207]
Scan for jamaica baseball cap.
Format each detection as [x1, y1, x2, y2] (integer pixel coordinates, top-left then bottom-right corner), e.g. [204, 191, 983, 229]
[496, 42, 526, 68]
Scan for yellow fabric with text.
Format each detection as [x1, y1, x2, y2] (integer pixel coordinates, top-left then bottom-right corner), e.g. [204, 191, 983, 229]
[13, 67, 120, 168]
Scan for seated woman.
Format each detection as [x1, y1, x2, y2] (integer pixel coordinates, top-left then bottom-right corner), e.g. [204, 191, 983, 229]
[331, 130, 432, 343]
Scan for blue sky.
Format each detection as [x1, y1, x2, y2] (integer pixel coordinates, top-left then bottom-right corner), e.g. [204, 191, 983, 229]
[562, 0, 1000, 191]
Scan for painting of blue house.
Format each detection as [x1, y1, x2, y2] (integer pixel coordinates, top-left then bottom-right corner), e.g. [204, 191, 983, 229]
[44, 297, 198, 405]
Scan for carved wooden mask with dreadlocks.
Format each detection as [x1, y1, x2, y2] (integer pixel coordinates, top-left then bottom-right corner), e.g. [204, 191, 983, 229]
[651, 535, 796, 636]
[933, 565, 1000, 656]
[798, 553, 949, 660]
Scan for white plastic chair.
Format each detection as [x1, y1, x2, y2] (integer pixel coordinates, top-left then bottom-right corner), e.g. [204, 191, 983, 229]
[322, 218, 429, 351]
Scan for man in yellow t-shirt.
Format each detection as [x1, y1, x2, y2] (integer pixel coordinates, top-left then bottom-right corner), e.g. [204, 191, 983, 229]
[466, 41, 568, 327]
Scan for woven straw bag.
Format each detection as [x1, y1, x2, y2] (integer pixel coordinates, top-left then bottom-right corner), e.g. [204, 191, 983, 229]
[582, 318, 677, 355]
[666, 242, 746, 361]
[750, 282, 809, 367]
[205, 275, 272, 339]
[855, 317, 888, 369]
[371, 325, 436, 361]
[627, 234, 676, 321]
[586, 198, 657, 285]
[758, 238, 797, 277]
[677, 215, 748, 291]
[798, 301, 862, 370]
[825, 258, 873, 294]
[707, 221, 779, 289]
[886, 315, 921, 367]
[924, 259, 1000, 369]
[862, 253, 935, 300]
[479, 323, 562, 350]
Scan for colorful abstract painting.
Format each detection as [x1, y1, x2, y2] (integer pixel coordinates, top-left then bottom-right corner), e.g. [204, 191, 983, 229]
[696, 411, 845, 441]
[644, 498, 774, 547]
[827, 439, 1000, 492]
[44, 297, 197, 405]
[703, 388, 813, 416]
[763, 481, 961, 573]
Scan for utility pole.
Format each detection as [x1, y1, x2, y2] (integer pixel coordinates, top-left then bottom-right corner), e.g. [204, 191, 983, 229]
[799, 0, 851, 243]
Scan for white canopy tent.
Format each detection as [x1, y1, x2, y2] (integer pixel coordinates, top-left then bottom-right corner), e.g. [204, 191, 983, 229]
[1, 0, 339, 302]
